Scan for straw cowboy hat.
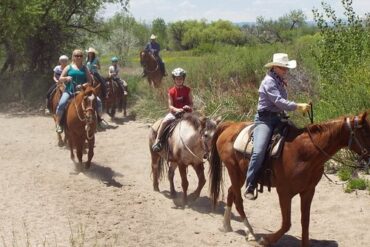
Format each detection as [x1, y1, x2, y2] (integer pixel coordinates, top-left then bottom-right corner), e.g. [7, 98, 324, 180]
[86, 47, 98, 54]
[264, 53, 296, 69]
[150, 34, 157, 39]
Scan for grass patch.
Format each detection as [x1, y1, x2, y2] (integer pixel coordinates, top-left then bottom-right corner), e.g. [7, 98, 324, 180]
[345, 178, 369, 193]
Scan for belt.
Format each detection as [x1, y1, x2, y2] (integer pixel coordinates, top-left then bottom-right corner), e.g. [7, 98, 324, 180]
[258, 111, 280, 117]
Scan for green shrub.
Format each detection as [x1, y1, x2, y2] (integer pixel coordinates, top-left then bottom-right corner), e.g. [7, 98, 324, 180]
[345, 178, 368, 193]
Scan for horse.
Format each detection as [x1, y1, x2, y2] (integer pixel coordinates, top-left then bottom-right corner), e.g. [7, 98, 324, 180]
[64, 85, 99, 169]
[105, 77, 127, 119]
[149, 113, 221, 206]
[140, 50, 163, 88]
[50, 83, 66, 147]
[209, 111, 370, 247]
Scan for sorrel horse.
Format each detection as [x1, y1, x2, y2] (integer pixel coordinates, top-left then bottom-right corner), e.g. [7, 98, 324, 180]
[64, 85, 99, 169]
[140, 50, 163, 88]
[149, 113, 221, 206]
[105, 78, 127, 118]
[50, 84, 66, 146]
[209, 112, 370, 246]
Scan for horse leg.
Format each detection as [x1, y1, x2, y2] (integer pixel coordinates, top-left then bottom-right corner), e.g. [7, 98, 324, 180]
[300, 188, 315, 247]
[85, 136, 95, 169]
[75, 138, 84, 165]
[188, 163, 206, 201]
[168, 162, 177, 197]
[260, 191, 292, 246]
[122, 95, 127, 117]
[57, 132, 64, 147]
[221, 186, 234, 232]
[69, 135, 75, 161]
[178, 163, 189, 206]
[150, 150, 161, 191]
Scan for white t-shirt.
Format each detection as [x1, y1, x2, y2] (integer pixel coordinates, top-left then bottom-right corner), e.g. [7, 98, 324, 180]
[109, 65, 120, 79]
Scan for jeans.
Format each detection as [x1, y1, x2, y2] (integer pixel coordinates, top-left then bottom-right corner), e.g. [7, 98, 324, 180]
[56, 92, 102, 117]
[246, 113, 281, 189]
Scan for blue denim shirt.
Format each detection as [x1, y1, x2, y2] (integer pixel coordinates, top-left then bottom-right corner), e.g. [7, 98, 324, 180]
[257, 70, 297, 113]
[145, 41, 160, 56]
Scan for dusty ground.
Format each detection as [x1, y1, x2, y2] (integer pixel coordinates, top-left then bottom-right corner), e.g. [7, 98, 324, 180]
[0, 109, 369, 247]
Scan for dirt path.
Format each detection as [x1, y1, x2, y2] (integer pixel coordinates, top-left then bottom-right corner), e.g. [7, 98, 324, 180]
[0, 111, 369, 247]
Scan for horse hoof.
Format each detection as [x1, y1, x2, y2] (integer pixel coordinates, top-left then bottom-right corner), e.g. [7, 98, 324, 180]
[153, 187, 159, 192]
[85, 163, 91, 169]
[219, 225, 233, 233]
[257, 236, 269, 246]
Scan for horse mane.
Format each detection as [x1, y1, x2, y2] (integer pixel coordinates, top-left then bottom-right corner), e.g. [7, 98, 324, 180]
[303, 116, 345, 140]
[182, 113, 202, 130]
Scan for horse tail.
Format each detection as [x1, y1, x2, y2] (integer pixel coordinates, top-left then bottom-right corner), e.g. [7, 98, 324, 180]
[209, 121, 233, 208]
[157, 156, 167, 181]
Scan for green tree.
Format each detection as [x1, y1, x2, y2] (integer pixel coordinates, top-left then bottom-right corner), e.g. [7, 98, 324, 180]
[151, 18, 168, 49]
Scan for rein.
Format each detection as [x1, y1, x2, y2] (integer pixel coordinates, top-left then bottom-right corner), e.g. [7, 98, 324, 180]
[72, 89, 96, 140]
[142, 53, 159, 73]
[178, 120, 206, 163]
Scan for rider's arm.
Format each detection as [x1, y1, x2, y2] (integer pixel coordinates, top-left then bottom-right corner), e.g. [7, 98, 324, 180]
[53, 73, 59, 83]
[95, 58, 101, 70]
[58, 65, 72, 83]
[185, 91, 194, 110]
[85, 67, 93, 85]
[168, 92, 183, 114]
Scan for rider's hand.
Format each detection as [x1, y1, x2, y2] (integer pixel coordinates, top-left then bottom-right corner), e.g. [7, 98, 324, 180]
[66, 76, 73, 82]
[296, 103, 310, 113]
[183, 105, 191, 112]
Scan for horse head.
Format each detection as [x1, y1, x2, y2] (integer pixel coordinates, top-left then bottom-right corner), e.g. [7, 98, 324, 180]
[80, 85, 98, 126]
[347, 111, 370, 162]
[199, 116, 222, 156]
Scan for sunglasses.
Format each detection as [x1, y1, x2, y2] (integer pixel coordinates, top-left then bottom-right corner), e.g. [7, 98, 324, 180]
[74, 54, 83, 58]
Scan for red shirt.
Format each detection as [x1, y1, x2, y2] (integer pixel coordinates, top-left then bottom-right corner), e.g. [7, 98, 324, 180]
[168, 86, 191, 109]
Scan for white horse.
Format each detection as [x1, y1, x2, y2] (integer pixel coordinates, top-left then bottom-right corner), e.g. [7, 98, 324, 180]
[149, 113, 221, 206]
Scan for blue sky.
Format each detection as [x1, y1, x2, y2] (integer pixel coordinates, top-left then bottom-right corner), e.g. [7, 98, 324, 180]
[102, 0, 370, 23]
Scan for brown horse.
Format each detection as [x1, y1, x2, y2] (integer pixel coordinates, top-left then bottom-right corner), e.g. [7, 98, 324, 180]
[149, 113, 221, 206]
[50, 84, 66, 146]
[140, 50, 163, 88]
[209, 112, 370, 246]
[64, 85, 99, 169]
[105, 78, 127, 118]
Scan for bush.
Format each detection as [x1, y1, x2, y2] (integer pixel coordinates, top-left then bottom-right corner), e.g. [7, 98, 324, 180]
[345, 178, 368, 193]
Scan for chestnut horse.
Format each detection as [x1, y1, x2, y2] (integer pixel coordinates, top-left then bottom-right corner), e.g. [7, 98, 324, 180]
[140, 50, 163, 88]
[105, 78, 127, 118]
[149, 113, 221, 206]
[64, 85, 99, 169]
[209, 112, 370, 247]
[50, 84, 66, 146]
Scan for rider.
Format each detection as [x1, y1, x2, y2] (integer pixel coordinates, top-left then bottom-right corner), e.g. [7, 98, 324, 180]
[108, 56, 128, 96]
[143, 34, 166, 77]
[152, 68, 193, 152]
[45, 55, 69, 114]
[244, 53, 310, 200]
[86, 47, 107, 99]
[54, 49, 106, 133]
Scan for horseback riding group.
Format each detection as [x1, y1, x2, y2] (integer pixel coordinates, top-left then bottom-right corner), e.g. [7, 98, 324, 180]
[45, 35, 370, 247]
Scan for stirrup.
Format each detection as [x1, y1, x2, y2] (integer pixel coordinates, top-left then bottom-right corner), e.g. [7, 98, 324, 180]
[244, 186, 257, 200]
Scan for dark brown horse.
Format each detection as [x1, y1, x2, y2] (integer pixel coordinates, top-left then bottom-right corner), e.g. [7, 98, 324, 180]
[105, 78, 127, 118]
[149, 113, 221, 206]
[64, 85, 99, 169]
[50, 84, 66, 146]
[209, 112, 370, 246]
[140, 50, 163, 88]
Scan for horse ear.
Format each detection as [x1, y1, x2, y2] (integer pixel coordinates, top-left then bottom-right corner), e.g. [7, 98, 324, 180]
[199, 116, 207, 129]
[215, 116, 222, 125]
[360, 111, 368, 124]
[94, 83, 101, 96]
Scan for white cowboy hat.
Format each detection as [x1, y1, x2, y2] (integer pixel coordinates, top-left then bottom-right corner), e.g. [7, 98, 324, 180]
[150, 34, 157, 39]
[86, 47, 97, 54]
[264, 53, 296, 69]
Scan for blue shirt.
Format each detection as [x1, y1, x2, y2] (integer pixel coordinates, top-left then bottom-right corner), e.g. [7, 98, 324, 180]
[145, 41, 160, 56]
[86, 57, 99, 73]
[257, 70, 297, 113]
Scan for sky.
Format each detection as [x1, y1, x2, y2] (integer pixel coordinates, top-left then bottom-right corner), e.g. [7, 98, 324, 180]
[101, 0, 370, 23]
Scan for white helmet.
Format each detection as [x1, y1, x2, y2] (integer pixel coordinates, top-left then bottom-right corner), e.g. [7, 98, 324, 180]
[171, 67, 186, 78]
[59, 55, 68, 61]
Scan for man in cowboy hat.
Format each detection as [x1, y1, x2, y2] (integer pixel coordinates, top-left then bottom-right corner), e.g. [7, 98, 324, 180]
[244, 53, 310, 200]
[143, 34, 166, 77]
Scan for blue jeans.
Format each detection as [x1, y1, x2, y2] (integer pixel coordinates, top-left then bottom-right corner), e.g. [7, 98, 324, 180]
[246, 113, 281, 189]
[56, 92, 102, 117]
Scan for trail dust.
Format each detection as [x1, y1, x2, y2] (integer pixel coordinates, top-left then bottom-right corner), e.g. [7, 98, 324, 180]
[0, 111, 369, 246]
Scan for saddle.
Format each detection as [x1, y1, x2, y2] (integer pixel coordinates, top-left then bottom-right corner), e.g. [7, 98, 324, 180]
[233, 122, 290, 193]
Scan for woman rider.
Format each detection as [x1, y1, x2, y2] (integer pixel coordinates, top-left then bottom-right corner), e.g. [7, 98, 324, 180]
[86, 47, 107, 99]
[244, 53, 310, 200]
[54, 49, 106, 133]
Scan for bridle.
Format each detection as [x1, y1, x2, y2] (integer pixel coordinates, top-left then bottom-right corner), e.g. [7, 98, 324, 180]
[141, 51, 159, 73]
[74, 93, 96, 140]
[306, 116, 370, 167]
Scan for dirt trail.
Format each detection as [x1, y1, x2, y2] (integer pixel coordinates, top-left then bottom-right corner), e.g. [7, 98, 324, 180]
[0, 111, 369, 247]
